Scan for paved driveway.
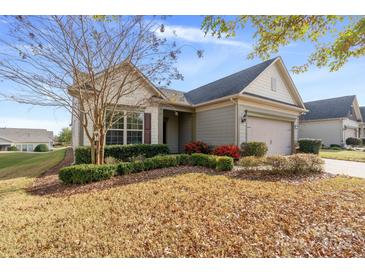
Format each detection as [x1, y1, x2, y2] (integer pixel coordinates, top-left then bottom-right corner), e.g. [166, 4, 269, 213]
[324, 158, 365, 178]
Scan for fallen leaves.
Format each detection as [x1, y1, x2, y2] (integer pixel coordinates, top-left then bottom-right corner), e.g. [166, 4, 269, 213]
[1, 172, 365, 257]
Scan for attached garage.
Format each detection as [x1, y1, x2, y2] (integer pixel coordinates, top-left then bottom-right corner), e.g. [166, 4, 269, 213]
[247, 116, 293, 155]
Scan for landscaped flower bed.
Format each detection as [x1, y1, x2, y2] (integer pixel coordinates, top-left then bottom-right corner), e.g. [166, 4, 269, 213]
[59, 153, 234, 184]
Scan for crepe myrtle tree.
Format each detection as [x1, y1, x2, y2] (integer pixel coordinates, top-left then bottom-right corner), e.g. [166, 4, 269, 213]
[202, 16, 365, 73]
[0, 16, 193, 164]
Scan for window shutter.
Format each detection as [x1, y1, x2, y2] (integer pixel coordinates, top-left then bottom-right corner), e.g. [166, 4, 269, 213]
[144, 113, 151, 144]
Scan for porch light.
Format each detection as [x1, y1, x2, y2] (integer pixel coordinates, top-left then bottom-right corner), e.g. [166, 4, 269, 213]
[241, 110, 248, 123]
[174, 111, 179, 116]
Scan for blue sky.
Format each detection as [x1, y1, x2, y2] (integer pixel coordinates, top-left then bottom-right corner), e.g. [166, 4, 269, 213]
[0, 15, 364, 134]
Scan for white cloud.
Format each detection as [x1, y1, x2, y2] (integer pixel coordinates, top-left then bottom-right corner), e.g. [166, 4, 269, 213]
[157, 24, 251, 48]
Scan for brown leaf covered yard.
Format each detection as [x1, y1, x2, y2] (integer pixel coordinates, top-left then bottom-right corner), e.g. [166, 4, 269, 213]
[1, 159, 365, 257]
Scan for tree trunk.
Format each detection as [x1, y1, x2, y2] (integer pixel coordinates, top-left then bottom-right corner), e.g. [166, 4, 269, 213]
[90, 137, 96, 164]
[100, 131, 106, 165]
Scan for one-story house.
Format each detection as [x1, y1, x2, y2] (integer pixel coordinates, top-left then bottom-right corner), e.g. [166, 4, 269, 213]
[0, 128, 54, 151]
[299, 95, 364, 146]
[71, 56, 307, 155]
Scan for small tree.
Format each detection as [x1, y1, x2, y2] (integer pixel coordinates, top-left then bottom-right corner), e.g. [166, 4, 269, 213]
[0, 16, 185, 164]
[57, 127, 72, 145]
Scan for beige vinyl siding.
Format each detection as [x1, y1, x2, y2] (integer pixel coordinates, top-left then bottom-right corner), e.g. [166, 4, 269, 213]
[178, 112, 193, 152]
[299, 119, 343, 146]
[196, 104, 235, 146]
[343, 118, 360, 140]
[244, 62, 296, 105]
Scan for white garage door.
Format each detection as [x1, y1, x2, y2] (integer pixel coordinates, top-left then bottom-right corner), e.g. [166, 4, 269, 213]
[247, 117, 292, 155]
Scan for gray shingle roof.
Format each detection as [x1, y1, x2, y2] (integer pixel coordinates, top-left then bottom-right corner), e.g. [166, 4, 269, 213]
[301, 95, 356, 121]
[184, 57, 278, 104]
[0, 128, 53, 143]
[159, 88, 190, 105]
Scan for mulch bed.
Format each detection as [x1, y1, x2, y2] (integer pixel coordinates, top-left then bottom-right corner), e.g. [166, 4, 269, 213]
[27, 150, 338, 197]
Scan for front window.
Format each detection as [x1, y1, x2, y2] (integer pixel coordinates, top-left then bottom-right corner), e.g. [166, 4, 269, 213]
[127, 112, 143, 144]
[106, 110, 144, 145]
[106, 111, 124, 145]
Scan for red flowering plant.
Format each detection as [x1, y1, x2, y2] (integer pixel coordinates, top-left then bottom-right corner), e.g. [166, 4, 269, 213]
[184, 141, 210, 154]
[212, 145, 240, 160]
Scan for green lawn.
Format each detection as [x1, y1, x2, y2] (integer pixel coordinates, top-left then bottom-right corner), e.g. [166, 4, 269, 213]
[0, 150, 66, 180]
[320, 149, 365, 162]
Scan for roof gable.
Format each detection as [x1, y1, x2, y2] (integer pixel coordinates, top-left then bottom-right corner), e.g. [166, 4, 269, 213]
[241, 57, 305, 108]
[69, 61, 167, 100]
[302, 95, 361, 121]
[184, 57, 277, 105]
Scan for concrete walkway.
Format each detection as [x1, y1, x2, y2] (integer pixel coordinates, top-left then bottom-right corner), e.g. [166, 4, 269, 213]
[324, 158, 365, 178]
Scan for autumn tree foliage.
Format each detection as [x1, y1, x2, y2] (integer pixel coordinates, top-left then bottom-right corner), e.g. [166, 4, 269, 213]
[202, 16, 365, 73]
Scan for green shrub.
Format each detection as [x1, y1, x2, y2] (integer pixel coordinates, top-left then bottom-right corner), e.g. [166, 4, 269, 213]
[191, 153, 216, 168]
[175, 154, 191, 165]
[267, 153, 324, 175]
[34, 144, 49, 152]
[7, 146, 17, 151]
[239, 156, 267, 167]
[240, 142, 268, 157]
[216, 156, 234, 171]
[75, 144, 170, 164]
[131, 160, 144, 173]
[330, 144, 342, 148]
[346, 137, 362, 146]
[298, 138, 322, 154]
[151, 155, 179, 168]
[116, 162, 134, 175]
[59, 164, 116, 184]
[142, 158, 156, 170]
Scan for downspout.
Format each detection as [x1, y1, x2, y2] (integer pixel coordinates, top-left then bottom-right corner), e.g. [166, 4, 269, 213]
[231, 98, 239, 146]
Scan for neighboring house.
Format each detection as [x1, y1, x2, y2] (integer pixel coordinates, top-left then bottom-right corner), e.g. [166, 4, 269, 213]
[299, 95, 364, 146]
[71, 56, 307, 155]
[0, 128, 53, 152]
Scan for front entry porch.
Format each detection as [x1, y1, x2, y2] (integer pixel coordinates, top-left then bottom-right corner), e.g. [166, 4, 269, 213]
[161, 109, 194, 153]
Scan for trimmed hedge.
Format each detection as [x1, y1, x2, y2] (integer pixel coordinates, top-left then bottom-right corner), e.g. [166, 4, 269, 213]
[216, 156, 234, 171]
[59, 164, 116, 184]
[346, 137, 362, 146]
[60, 153, 234, 184]
[34, 144, 49, 152]
[298, 138, 322, 154]
[75, 144, 170, 164]
[191, 153, 216, 168]
[7, 146, 17, 151]
[240, 142, 268, 157]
